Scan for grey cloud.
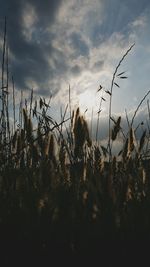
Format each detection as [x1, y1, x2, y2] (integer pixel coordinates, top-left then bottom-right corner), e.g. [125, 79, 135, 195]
[51, 48, 69, 75]
[36, 79, 60, 98]
[69, 32, 89, 57]
[92, 60, 104, 72]
[36, 87, 54, 97]
[29, 0, 62, 26]
[0, 0, 63, 92]
[90, 0, 150, 46]
[11, 55, 53, 90]
[70, 65, 81, 76]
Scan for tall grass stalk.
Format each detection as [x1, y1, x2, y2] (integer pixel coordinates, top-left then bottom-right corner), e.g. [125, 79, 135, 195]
[108, 43, 135, 161]
[96, 91, 104, 145]
[12, 76, 16, 133]
[1, 16, 7, 144]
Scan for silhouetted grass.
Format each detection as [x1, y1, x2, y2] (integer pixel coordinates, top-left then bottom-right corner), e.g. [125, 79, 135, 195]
[0, 19, 150, 265]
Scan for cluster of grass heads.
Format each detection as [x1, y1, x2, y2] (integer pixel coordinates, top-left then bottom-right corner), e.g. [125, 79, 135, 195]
[0, 19, 150, 260]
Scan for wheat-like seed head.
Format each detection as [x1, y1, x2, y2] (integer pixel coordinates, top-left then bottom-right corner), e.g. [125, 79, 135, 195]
[138, 130, 146, 153]
[128, 127, 136, 156]
[111, 116, 121, 141]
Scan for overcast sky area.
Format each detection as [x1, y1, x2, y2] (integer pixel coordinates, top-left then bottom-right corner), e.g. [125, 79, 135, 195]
[0, 0, 150, 142]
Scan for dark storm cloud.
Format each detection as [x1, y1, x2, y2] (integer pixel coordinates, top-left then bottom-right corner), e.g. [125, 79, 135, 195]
[0, 0, 63, 92]
[29, 0, 62, 25]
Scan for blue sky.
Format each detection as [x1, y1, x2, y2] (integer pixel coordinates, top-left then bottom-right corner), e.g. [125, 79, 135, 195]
[0, 0, 150, 140]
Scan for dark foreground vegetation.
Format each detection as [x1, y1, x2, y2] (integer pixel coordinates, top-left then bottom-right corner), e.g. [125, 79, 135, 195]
[0, 20, 150, 265]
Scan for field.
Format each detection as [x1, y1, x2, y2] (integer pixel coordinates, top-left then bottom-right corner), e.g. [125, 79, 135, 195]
[0, 23, 150, 265]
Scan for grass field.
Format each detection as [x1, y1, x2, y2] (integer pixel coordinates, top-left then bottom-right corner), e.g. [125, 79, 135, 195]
[0, 22, 150, 265]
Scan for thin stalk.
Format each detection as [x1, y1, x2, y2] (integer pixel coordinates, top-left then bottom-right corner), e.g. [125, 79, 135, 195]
[90, 108, 93, 140]
[29, 88, 33, 118]
[147, 99, 150, 121]
[45, 94, 52, 114]
[96, 92, 103, 144]
[125, 108, 130, 129]
[21, 90, 23, 129]
[12, 76, 16, 133]
[69, 84, 72, 121]
[1, 16, 7, 142]
[108, 43, 135, 161]
[6, 42, 11, 156]
[19, 90, 23, 130]
[68, 84, 73, 147]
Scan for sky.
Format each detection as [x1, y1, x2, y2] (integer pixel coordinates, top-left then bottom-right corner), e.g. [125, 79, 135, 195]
[0, 0, 150, 142]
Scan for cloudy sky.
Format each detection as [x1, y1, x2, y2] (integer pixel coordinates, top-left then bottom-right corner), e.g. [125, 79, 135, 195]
[0, 0, 150, 140]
